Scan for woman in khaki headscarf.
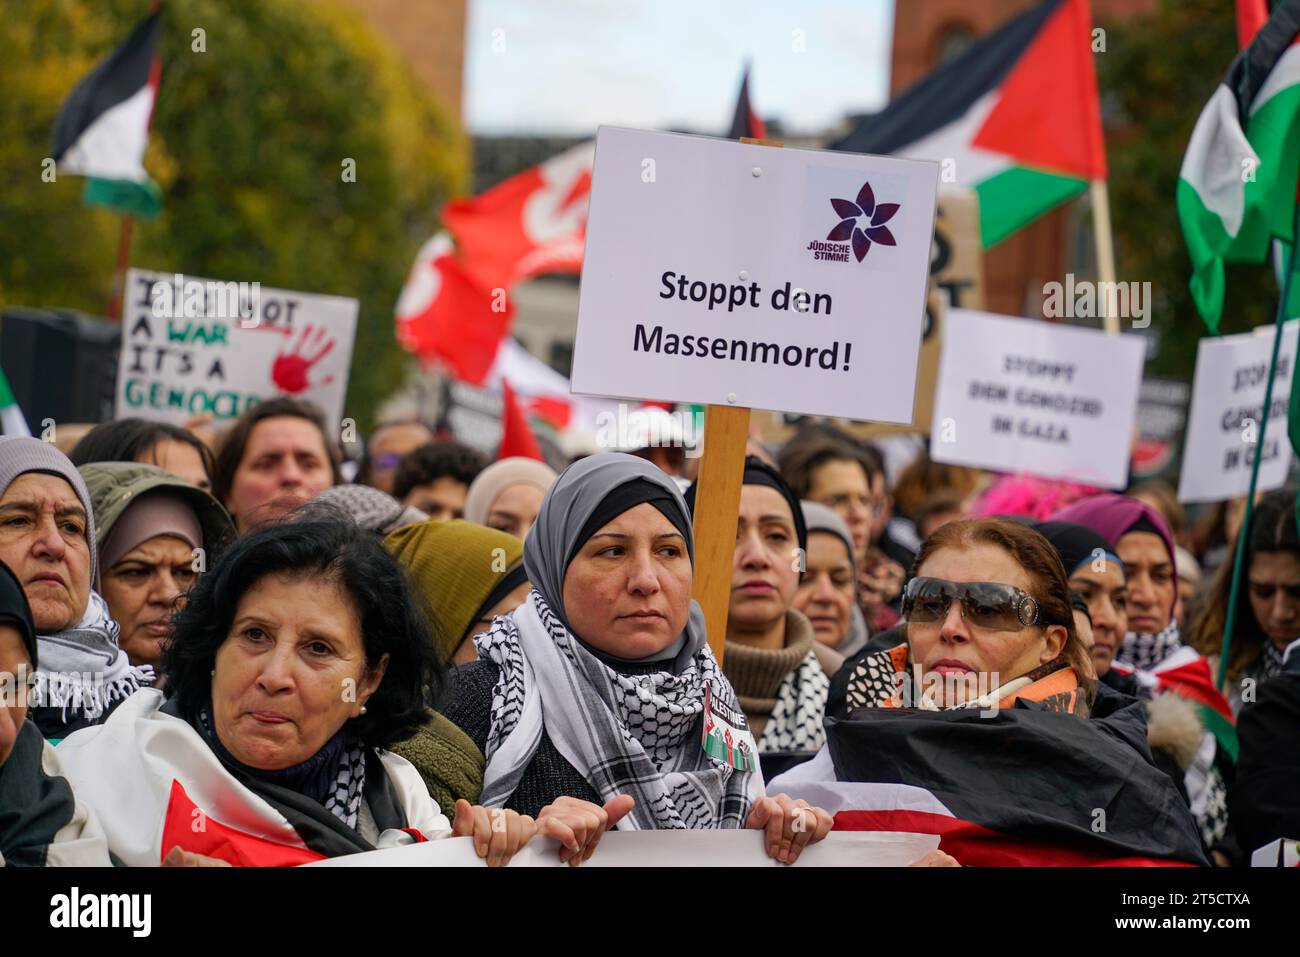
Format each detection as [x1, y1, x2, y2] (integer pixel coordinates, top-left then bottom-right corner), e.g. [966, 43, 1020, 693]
[382, 520, 530, 810]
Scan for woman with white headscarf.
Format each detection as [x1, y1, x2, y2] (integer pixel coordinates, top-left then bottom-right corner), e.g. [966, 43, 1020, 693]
[461, 456, 557, 540]
[796, 500, 870, 658]
[443, 452, 833, 864]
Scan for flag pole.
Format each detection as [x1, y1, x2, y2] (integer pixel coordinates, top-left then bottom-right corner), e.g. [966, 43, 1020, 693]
[106, 214, 136, 322]
[1217, 205, 1300, 690]
[1089, 179, 1120, 335]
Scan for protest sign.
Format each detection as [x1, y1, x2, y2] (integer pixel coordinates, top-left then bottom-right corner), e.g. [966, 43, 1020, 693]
[115, 268, 357, 431]
[929, 309, 1144, 488]
[570, 126, 939, 424]
[305, 828, 939, 868]
[1132, 378, 1191, 481]
[1177, 321, 1298, 504]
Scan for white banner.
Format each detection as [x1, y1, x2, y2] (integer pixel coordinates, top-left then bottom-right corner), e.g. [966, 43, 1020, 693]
[305, 828, 939, 868]
[571, 126, 939, 423]
[1177, 322, 1297, 504]
[116, 268, 357, 431]
[929, 309, 1145, 488]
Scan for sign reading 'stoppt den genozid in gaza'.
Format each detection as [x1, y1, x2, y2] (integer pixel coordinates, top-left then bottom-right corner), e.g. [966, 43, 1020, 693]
[570, 127, 940, 423]
[1177, 321, 1298, 504]
[930, 309, 1146, 489]
[115, 268, 358, 431]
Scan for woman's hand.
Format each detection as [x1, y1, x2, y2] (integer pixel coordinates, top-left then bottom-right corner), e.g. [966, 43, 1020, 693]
[162, 846, 232, 867]
[909, 849, 960, 867]
[534, 794, 636, 866]
[745, 793, 834, 864]
[451, 799, 537, 867]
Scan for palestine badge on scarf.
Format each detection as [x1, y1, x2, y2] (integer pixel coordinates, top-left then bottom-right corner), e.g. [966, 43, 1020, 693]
[702, 685, 758, 772]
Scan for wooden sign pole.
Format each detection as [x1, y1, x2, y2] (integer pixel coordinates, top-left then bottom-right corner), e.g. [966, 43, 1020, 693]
[691, 137, 782, 665]
[692, 403, 751, 663]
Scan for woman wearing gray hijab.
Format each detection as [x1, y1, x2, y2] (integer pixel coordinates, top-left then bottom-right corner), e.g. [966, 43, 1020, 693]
[795, 501, 871, 658]
[0, 437, 151, 742]
[442, 452, 833, 864]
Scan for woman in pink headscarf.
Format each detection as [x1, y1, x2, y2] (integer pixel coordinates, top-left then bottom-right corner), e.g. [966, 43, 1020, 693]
[1053, 493, 1238, 865]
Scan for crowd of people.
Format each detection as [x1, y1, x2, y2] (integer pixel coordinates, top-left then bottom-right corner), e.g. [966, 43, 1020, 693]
[1, 399, 1295, 867]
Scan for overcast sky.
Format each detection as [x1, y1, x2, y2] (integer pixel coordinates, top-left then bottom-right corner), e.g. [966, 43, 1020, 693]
[463, 0, 895, 136]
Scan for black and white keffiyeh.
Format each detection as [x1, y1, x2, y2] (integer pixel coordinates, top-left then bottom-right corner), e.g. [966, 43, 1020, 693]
[1118, 620, 1183, 672]
[29, 590, 153, 723]
[1257, 640, 1286, 682]
[197, 705, 368, 830]
[475, 591, 763, 829]
[757, 650, 828, 752]
[322, 742, 367, 830]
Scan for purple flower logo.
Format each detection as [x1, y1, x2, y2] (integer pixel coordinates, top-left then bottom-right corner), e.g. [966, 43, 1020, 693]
[827, 181, 900, 262]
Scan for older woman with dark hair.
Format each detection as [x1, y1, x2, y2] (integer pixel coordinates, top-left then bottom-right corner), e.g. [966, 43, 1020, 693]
[444, 452, 834, 864]
[56, 519, 537, 866]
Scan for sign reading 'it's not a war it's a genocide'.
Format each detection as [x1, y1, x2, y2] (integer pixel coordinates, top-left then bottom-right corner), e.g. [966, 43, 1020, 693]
[115, 268, 357, 431]
[930, 309, 1145, 489]
[570, 126, 940, 424]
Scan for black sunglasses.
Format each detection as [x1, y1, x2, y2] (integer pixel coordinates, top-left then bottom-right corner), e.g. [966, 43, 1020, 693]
[902, 577, 1042, 633]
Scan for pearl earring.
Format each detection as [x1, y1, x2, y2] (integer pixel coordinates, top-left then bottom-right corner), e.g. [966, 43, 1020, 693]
[360, 705, 367, 715]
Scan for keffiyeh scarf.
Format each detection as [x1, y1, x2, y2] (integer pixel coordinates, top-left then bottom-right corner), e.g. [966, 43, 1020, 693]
[197, 706, 368, 830]
[757, 651, 829, 752]
[475, 591, 763, 829]
[1118, 620, 1182, 672]
[1256, 640, 1286, 682]
[29, 591, 153, 723]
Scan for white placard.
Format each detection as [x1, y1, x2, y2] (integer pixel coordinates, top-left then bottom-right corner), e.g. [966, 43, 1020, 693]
[116, 268, 358, 431]
[929, 309, 1145, 489]
[305, 829, 939, 868]
[570, 126, 939, 423]
[1177, 322, 1297, 504]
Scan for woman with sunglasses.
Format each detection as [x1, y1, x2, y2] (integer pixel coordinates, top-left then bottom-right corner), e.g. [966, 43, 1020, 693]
[859, 518, 1095, 712]
[768, 519, 1207, 866]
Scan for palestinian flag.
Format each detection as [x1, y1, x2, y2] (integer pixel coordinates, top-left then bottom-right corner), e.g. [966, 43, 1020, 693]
[51, 11, 162, 218]
[832, 0, 1104, 248]
[0, 367, 31, 438]
[728, 64, 767, 140]
[1178, 0, 1300, 333]
[1111, 645, 1239, 761]
[778, 711, 1208, 867]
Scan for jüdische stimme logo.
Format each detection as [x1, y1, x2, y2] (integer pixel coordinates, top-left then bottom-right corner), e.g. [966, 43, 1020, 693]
[807, 181, 901, 263]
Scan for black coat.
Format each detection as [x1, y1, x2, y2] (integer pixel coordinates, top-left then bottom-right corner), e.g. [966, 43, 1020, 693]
[1229, 665, 1300, 857]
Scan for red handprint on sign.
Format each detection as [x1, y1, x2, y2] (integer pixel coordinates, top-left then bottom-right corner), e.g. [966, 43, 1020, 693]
[271, 324, 336, 395]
